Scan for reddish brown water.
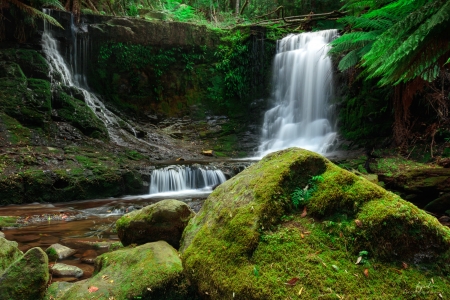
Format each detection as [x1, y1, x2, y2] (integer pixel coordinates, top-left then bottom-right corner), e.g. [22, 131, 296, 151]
[0, 193, 205, 283]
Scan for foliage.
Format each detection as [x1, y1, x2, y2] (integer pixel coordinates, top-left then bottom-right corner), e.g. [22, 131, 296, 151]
[291, 175, 324, 209]
[331, 0, 450, 86]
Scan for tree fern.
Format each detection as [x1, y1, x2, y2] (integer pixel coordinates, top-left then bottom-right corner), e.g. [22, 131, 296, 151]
[4, 0, 64, 29]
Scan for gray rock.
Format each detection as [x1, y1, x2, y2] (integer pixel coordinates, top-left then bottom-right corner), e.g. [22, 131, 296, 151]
[51, 263, 84, 278]
[46, 243, 76, 259]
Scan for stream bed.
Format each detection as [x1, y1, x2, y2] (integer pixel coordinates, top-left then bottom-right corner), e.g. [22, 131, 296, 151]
[0, 191, 208, 283]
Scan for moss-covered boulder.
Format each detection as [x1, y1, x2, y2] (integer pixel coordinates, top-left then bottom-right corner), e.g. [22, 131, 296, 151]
[117, 199, 195, 248]
[180, 148, 450, 299]
[0, 247, 49, 300]
[0, 237, 22, 272]
[45, 241, 193, 300]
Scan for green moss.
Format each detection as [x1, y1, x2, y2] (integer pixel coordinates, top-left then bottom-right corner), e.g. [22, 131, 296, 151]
[181, 148, 450, 299]
[0, 216, 19, 229]
[0, 238, 22, 272]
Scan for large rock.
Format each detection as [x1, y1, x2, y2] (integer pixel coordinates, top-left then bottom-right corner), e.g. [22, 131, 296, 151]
[51, 263, 84, 278]
[116, 199, 195, 248]
[0, 247, 49, 300]
[46, 243, 77, 260]
[0, 237, 22, 272]
[180, 148, 450, 299]
[45, 241, 191, 299]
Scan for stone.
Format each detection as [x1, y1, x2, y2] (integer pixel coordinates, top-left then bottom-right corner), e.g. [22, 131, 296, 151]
[116, 199, 195, 248]
[0, 237, 22, 272]
[0, 247, 49, 300]
[51, 263, 84, 278]
[180, 148, 450, 299]
[424, 192, 450, 213]
[46, 243, 76, 260]
[0, 231, 4, 238]
[80, 249, 97, 264]
[45, 241, 191, 300]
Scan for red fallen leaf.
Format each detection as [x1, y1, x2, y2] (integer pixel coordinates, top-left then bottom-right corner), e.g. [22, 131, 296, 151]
[363, 269, 369, 278]
[285, 277, 300, 286]
[355, 220, 363, 227]
[301, 207, 307, 218]
[402, 262, 408, 269]
[88, 286, 99, 293]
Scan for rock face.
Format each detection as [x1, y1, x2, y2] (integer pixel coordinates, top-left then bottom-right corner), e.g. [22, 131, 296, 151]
[180, 148, 450, 299]
[116, 199, 195, 248]
[45, 241, 190, 300]
[0, 237, 22, 272]
[0, 247, 49, 300]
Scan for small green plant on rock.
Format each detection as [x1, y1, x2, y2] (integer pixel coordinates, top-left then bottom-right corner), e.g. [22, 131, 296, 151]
[291, 175, 324, 209]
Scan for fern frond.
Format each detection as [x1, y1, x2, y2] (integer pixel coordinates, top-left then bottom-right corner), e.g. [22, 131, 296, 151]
[40, 0, 65, 10]
[338, 49, 360, 71]
[8, 0, 64, 29]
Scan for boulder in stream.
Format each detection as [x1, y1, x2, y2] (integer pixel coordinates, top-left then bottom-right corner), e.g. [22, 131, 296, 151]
[45, 241, 191, 299]
[116, 199, 195, 248]
[180, 148, 450, 299]
[0, 247, 49, 300]
[51, 263, 84, 278]
[46, 243, 76, 260]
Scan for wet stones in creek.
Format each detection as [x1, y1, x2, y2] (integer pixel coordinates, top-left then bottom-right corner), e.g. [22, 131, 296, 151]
[46, 243, 76, 260]
[116, 199, 195, 248]
[51, 263, 84, 278]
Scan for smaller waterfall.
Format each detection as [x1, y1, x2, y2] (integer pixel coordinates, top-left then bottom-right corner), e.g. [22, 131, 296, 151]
[149, 166, 226, 194]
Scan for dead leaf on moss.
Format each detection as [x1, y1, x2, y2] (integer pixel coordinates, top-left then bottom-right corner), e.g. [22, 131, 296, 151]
[355, 256, 362, 264]
[301, 207, 307, 218]
[402, 262, 408, 269]
[88, 286, 99, 293]
[363, 269, 369, 278]
[355, 220, 362, 227]
[285, 277, 300, 286]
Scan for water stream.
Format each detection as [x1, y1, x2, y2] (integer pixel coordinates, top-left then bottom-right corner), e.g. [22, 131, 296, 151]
[258, 30, 338, 157]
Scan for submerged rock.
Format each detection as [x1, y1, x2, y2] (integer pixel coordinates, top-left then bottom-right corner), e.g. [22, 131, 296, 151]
[0, 247, 49, 300]
[45, 241, 190, 299]
[116, 199, 195, 248]
[180, 148, 450, 299]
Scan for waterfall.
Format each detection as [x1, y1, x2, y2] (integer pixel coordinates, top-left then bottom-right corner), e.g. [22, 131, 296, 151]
[41, 9, 140, 144]
[149, 165, 227, 194]
[257, 30, 338, 157]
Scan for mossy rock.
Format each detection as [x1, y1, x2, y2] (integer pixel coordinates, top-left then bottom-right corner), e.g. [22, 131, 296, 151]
[0, 238, 22, 273]
[53, 91, 108, 139]
[117, 199, 195, 249]
[0, 247, 49, 300]
[0, 49, 49, 80]
[180, 148, 450, 299]
[45, 241, 194, 300]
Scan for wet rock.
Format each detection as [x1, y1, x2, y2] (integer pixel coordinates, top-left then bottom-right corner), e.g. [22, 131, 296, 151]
[116, 199, 195, 248]
[46, 243, 76, 260]
[45, 241, 189, 299]
[51, 263, 84, 278]
[59, 238, 113, 250]
[424, 193, 450, 214]
[0, 247, 49, 300]
[0, 238, 22, 272]
[80, 249, 97, 264]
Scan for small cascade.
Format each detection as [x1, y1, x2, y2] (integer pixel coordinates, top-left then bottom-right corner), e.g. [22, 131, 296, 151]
[149, 165, 227, 194]
[41, 9, 142, 145]
[258, 30, 338, 157]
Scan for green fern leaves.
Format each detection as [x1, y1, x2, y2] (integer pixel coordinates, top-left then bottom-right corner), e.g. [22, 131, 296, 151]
[331, 0, 450, 85]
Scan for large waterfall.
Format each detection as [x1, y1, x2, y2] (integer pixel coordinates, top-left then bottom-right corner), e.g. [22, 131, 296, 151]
[257, 30, 338, 157]
[149, 166, 226, 194]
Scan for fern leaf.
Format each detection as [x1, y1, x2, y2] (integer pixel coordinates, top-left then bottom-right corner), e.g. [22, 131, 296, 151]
[8, 0, 64, 29]
[338, 49, 360, 71]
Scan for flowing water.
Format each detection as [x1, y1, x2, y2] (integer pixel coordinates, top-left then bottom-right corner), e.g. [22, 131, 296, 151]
[149, 165, 227, 194]
[258, 30, 338, 157]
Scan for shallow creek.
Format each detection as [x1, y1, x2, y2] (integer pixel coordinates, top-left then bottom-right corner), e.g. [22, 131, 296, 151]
[0, 191, 208, 283]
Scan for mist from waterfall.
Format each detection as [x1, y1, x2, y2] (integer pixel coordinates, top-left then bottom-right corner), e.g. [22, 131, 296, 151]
[257, 30, 338, 157]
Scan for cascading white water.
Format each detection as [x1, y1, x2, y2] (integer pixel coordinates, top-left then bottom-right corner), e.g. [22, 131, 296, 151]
[258, 30, 338, 157]
[149, 165, 226, 194]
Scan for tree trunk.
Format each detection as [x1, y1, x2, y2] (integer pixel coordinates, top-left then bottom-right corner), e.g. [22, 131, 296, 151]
[235, 0, 239, 15]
